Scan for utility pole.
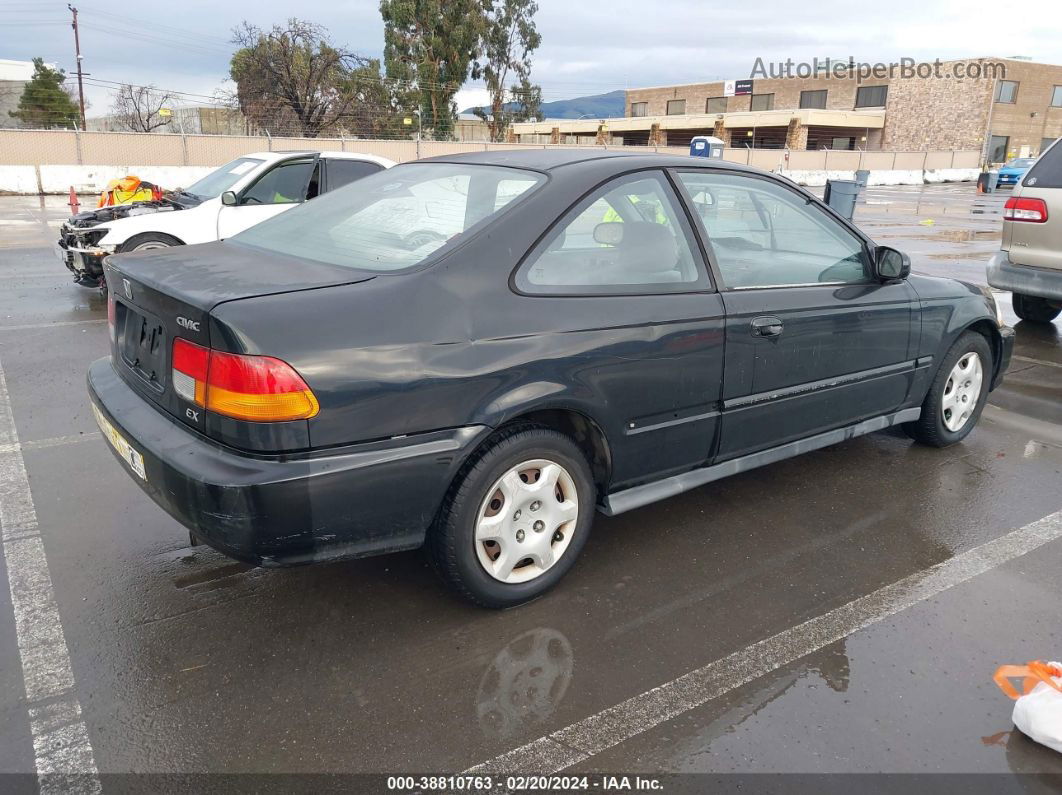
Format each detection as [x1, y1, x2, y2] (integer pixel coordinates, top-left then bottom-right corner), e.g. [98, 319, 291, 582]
[68, 5, 86, 130]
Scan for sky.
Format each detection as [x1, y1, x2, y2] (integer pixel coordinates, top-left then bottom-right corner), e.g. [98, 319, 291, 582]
[1, 0, 1061, 119]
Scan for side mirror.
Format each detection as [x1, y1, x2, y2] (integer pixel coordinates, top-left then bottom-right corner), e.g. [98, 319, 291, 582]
[874, 245, 910, 281]
[221, 190, 237, 207]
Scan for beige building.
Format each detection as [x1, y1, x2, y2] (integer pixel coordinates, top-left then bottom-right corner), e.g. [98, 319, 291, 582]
[511, 57, 1062, 163]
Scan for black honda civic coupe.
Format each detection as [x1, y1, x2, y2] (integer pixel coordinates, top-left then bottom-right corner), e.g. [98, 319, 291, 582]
[89, 149, 1014, 607]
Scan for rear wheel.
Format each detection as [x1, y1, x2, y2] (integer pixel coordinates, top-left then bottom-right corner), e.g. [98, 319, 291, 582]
[118, 232, 183, 253]
[427, 427, 595, 608]
[1012, 293, 1061, 323]
[904, 331, 992, 447]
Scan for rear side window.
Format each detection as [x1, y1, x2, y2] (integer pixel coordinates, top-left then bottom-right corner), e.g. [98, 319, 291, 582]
[326, 159, 384, 191]
[515, 171, 708, 295]
[231, 163, 543, 272]
[1024, 142, 1062, 189]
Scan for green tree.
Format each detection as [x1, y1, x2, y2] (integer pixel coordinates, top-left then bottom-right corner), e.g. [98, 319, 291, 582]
[473, 0, 542, 142]
[380, 0, 482, 140]
[9, 58, 80, 129]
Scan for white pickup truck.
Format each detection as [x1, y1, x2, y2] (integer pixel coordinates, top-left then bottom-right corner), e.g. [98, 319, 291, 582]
[58, 150, 394, 289]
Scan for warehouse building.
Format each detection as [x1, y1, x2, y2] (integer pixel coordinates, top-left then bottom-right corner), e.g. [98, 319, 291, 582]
[511, 57, 1062, 163]
[0, 59, 38, 129]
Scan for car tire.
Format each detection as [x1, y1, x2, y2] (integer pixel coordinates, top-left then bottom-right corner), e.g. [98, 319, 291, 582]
[426, 426, 595, 608]
[1012, 293, 1061, 324]
[118, 232, 183, 253]
[904, 331, 992, 448]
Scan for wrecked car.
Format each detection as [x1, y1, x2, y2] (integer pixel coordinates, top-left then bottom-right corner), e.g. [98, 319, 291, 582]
[58, 150, 394, 289]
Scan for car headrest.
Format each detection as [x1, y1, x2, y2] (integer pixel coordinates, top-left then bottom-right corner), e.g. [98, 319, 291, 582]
[616, 221, 677, 269]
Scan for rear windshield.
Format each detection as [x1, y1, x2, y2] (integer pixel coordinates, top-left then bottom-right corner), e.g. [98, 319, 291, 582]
[1007, 158, 1036, 169]
[184, 157, 264, 198]
[1024, 144, 1062, 189]
[231, 163, 545, 272]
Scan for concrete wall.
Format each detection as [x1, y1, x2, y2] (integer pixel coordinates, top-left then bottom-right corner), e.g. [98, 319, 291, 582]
[0, 129, 980, 194]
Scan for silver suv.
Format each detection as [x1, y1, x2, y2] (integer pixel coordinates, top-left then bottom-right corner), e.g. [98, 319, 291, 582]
[987, 138, 1062, 323]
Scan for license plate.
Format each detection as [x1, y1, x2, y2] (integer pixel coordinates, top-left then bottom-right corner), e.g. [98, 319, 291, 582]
[92, 403, 147, 481]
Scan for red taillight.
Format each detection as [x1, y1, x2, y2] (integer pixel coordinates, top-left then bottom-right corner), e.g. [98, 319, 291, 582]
[1003, 196, 1048, 223]
[171, 339, 318, 422]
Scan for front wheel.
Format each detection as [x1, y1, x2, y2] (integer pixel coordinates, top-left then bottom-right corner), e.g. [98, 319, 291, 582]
[426, 427, 595, 608]
[1013, 293, 1061, 324]
[118, 232, 183, 253]
[904, 331, 992, 447]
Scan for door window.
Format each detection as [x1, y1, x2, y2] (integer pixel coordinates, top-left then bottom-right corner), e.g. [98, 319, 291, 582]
[678, 171, 870, 289]
[516, 172, 707, 294]
[240, 158, 316, 205]
[325, 159, 384, 191]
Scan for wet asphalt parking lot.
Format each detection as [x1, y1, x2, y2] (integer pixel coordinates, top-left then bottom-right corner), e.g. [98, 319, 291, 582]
[1, 183, 1062, 791]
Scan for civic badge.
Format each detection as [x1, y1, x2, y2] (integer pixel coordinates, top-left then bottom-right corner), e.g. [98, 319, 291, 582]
[123, 278, 132, 300]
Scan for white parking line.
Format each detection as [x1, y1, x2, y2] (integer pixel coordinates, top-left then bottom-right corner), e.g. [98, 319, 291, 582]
[464, 508, 1062, 775]
[0, 359, 100, 793]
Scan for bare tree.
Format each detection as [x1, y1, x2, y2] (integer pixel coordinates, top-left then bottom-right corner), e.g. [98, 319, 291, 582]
[231, 19, 388, 138]
[111, 84, 175, 132]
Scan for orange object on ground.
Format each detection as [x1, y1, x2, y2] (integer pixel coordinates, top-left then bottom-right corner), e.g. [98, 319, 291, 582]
[994, 661, 1062, 700]
[68, 186, 79, 214]
[96, 176, 163, 208]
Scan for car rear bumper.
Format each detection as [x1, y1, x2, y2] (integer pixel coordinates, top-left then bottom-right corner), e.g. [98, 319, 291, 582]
[987, 251, 1062, 302]
[87, 357, 489, 566]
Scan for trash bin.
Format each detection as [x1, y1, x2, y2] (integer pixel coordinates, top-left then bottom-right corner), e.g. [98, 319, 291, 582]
[823, 179, 860, 221]
[977, 170, 1001, 193]
[854, 169, 870, 189]
[689, 135, 725, 159]
[987, 170, 1000, 191]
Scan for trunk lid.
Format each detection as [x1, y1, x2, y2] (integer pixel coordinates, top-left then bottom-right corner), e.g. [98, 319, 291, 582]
[102, 241, 373, 435]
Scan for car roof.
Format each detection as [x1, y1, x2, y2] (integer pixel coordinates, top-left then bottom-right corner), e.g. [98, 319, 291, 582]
[239, 151, 395, 167]
[417, 147, 761, 174]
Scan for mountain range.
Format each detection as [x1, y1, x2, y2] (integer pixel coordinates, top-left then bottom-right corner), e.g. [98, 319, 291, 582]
[462, 89, 625, 121]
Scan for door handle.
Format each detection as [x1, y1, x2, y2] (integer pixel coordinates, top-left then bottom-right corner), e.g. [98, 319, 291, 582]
[751, 316, 783, 337]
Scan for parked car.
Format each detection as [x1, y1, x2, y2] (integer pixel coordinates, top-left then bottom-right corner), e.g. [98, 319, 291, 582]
[988, 138, 1062, 323]
[88, 150, 1013, 607]
[58, 150, 394, 289]
[996, 157, 1037, 187]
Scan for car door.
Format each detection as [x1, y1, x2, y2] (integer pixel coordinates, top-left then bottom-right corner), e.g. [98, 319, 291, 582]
[674, 169, 917, 461]
[216, 156, 319, 239]
[513, 169, 725, 485]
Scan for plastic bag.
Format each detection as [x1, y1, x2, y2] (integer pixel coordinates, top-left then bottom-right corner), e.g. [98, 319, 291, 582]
[993, 661, 1062, 753]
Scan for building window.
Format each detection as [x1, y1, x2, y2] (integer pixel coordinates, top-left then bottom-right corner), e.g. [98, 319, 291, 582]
[706, 96, 727, 114]
[854, 85, 888, 108]
[666, 99, 686, 115]
[995, 80, 1019, 103]
[1051, 86, 1062, 107]
[988, 135, 1009, 164]
[630, 102, 648, 117]
[799, 90, 828, 109]
[750, 93, 774, 111]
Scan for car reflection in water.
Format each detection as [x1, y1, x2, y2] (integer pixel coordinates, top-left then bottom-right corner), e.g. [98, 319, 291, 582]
[477, 628, 574, 740]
